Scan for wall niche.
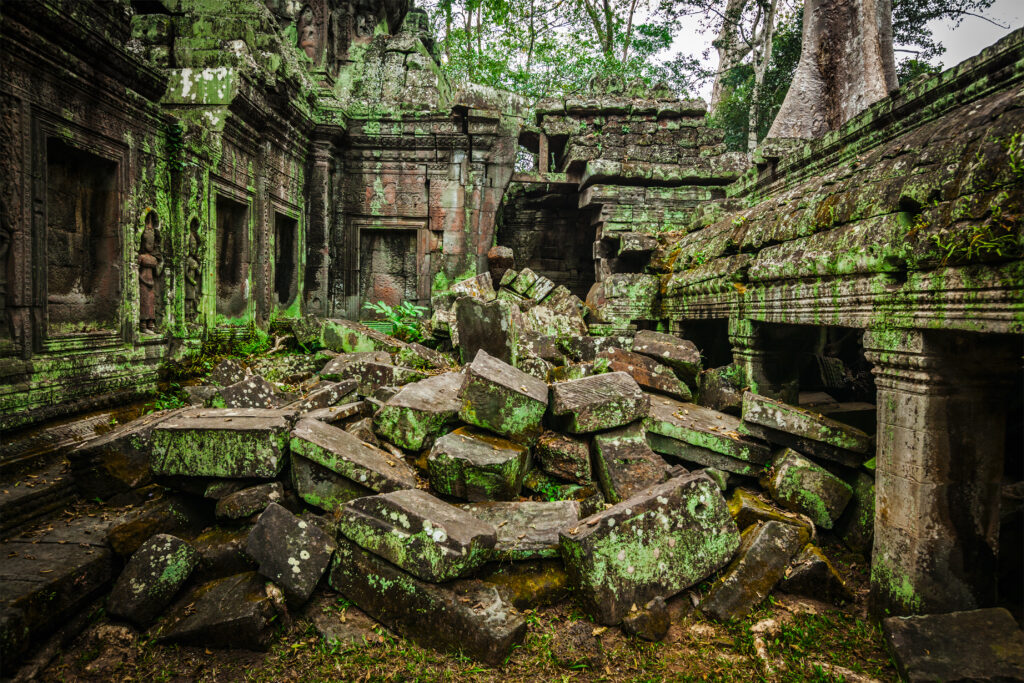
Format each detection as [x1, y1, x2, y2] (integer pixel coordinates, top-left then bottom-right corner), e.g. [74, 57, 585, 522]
[215, 194, 250, 319]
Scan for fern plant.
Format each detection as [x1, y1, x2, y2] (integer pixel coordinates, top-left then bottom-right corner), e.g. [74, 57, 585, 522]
[362, 300, 428, 343]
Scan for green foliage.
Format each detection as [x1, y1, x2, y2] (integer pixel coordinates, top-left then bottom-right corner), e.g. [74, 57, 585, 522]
[896, 57, 942, 85]
[144, 382, 188, 414]
[362, 300, 429, 343]
[892, 0, 997, 65]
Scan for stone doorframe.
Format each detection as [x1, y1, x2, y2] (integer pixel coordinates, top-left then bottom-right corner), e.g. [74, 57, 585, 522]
[349, 216, 430, 318]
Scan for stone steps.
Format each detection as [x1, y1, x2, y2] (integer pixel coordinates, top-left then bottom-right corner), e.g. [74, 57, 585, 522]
[0, 459, 78, 538]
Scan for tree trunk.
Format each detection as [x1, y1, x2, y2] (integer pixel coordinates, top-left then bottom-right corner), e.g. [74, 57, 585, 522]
[766, 0, 897, 140]
[747, 0, 778, 153]
[710, 0, 750, 113]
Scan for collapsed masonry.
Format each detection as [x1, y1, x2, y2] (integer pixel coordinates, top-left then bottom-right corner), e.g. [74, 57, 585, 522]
[0, 0, 1023, 677]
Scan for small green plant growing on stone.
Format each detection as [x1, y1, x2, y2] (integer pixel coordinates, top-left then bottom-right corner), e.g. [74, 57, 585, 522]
[362, 300, 428, 343]
[534, 479, 563, 502]
[144, 383, 187, 414]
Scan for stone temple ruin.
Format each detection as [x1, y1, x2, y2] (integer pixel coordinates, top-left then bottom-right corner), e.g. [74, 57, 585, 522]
[0, 0, 1022, 679]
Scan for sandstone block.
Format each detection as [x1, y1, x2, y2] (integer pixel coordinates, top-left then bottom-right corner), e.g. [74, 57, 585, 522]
[535, 431, 592, 484]
[761, 448, 853, 529]
[592, 422, 668, 504]
[107, 534, 198, 627]
[458, 350, 548, 445]
[373, 371, 463, 451]
[631, 330, 702, 385]
[459, 500, 580, 561]
[597, 348, 692, 401]
[214, 482, 284, 521]
[246, 503, 337, 607]
[289, 418, 417, 493]
[550, 371, 649, 433]
[427, 427, 531, 501]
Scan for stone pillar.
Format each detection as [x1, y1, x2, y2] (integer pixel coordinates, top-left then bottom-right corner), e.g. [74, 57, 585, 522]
[863, 328, 1012, 617]
[303, 132, 335, 317]
[538, 133, 549, 174]
[727, 318, 800, 403]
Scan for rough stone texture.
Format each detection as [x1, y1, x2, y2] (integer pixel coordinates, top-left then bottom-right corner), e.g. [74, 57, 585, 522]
[302, 400, 372, 425]
[321, 356, 425, 397]
[210, 360, 247, 387]
[214, 375, 279, 409]
[550, 371, 649, 433]
[740, 391, 872, 467]
[150, 408, 296, 479]
[727, 488, 814, 540]
[478, 560, 570, 609]
[631, 330, 702, 386]
[450, 272, 497, 301]
[105, 495, 207, 557]
[107, 534, 199, 628]
[246, 503, 337, 607]
[291, 452, 375, 513]
[459, 500, 580, 560]
[701, 521, 805, 621]
[428, 427, 531, 501]
[597, 348, 693, 401]
[214, 482, 285, 520]
[320, 351, 392, 380]
[328, 536, 527, 665]
[777, 544, 852, 604]
[621, 596, 669, 642]
[535, 431, 592, 484]
[454, 297, 524, 365]
[286, 380, 358, 413]
[761, 448, 853, 530]
[345, 417, 380, 447]
[592, 422, 668, 504]
[559, 472, 740, 624]
[69, 408, 182, 500]
[836, 470, 875, 555]
[396, 343, 455, 371]
[290, 418, 417, 494]
[373, 371, 463, 450]
[156, 572, 281, 651]
[337, 489, 497, 581]
[191, 526, 257, 583]
[883, 608, 1024, 683]
[645, 394, 772, 473]
[696, 365, 745, 415]
[458, 350, 549, 445]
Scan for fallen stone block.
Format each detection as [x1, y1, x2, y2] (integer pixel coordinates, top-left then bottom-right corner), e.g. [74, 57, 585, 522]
[291, 453, 374, 512]
[345, 417, 380, 447]
[836, 470, 875, 555]
[618, 232, 658, 255]
[320, 356, 425, 396]
[777, 544, 852, 604]
[318, 318, 407, 354]
[696, 365, 745, 415]
[508, 267, 539, 295]
[427, 427, 531, 501]
[702, 467, 730, 490]
[487, 246, 515, 284]
[727, 488, 814, 540]
[328, 536, 526, 665]
[156, 572, 281, 651]
[396, 342, 455, 371]
[453, 296, 525, 365]
[558, 335, 634, 362]
[450, 272, 497, 301]
[621, 596, 669, 642]
[459, 500, 580, 561]
[105, 495, 207, 556]
[246, 503, 337, 607]
[631, 330, 703, 386]
[150, 408, 296, 479]
[526, 275, 555, 302]
[107, 534, 199, 628]
[550, 371, 649, 434]
[478, 559, 569, 610]
[184, 385, 218, 405]
[701, 520, 805, 621]
[373, 372, 464, 451]
[458, 350, 548, 445]
[547, 363, 603, 383]
[592, 422, 668, 504]
[337, 489, 496, 581]
[320, 351, 391, 379]
[645, 394, 772, 475]
[285, 380, 358, 413]
[212, 375, 278, 409]
[761, 448, 853, 530]
[69, 408, 183, 500]
[535, 431, 592, 484]
[290, 418, 417, 494]
[740, 392, 872, 467]
[210, 358, 246, 386]
[597, 348, 692, 401]
[191, 526, 257, 583]
[214, 482, 285, 521]
[883, 608, 1024, 683]
[523, 470, 604, 514]
[559, 472, 740, 624]
[302, 400, 371, 425]
[524, 303, 588, 338]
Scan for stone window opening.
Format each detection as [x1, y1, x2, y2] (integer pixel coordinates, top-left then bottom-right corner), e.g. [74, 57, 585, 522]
[214, 195, 250, 318]
[44, 138, 120, 335]
[274, 212, 299, 308]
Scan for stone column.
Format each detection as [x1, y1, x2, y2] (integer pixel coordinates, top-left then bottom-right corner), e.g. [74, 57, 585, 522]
[303, 132, 334, 317]
[728, 318, 800, 403]
[863, 328, 1012, 617]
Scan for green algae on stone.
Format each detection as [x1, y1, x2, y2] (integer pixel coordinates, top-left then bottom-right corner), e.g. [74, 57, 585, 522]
[107, 533, 200, 628]
[290, 453, 374, 512]
[592, 421, 668, 504]
[645, 394, 772, 466]
[150, 408, 295, 479]
[337, 490, 497, 582]
[549, 371, 649, 434]
[373, 371, 463, 451]
[727, 487, 814, 540]
[289, 418, 417, 493]
[761, 448, 853, 530]
[427, 426, 531, 501]
[559, 471, 740, 624]
[457, 349, 548, 445]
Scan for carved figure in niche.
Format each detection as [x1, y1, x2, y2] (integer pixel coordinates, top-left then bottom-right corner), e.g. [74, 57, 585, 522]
[298, 5, 318, 60]
[138, 213, 162, 334]
[354, 0, 378, 37]
[184, 220, 202, 318]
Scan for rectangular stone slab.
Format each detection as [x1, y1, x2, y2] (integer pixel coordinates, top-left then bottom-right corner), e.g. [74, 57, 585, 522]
[550, 371, 649, 433]
[328, 536, 527, 665]
[646, 433, 765, 477]
[761, 448, 853, 530]
[373, 372, 464, 451]
[289, 418, 417, 493]
[535, 431, 592, 484]
[459, 500, 581, 560]
[740, 391, 872, 466]
[291, 453, 373, 512]
[458, 350, 548, 445]
[592, 422, 668, 504]
[631, 330, 702, 385]
[427, 427, 531, 501]
[645, 394, 772, 465]
[337, 489, 497, 581]
[150, 408, 297, 479]
[559, 472, 740, 625]
[597, 348, 692, 401]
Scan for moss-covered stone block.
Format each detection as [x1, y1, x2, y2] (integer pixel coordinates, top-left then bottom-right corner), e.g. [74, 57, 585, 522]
[107, 534, 199, 628]
[535, 431, 592, 484]
[458, 350, 548, 445]
[459, 500, 580, 561]
[761, 448, 853, 529]
[592, 421, 668, 504]
[427, 427, 530, 501]
[550, 371, 649, 434]
[373, 371, 463, 451]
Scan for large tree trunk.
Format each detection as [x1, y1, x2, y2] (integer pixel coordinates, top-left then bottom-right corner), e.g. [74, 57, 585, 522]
[766, 0, 897, 140]
[709, 0, 750, 113]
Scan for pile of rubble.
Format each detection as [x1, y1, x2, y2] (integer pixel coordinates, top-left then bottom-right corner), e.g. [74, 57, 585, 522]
[46, 273, 882, 666]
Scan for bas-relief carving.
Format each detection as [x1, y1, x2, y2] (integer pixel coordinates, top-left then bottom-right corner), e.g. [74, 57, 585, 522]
[138, 211, 162, 334]
[184, 219, 202, 322]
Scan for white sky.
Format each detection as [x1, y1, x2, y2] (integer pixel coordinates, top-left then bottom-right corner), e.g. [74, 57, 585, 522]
[671, 0, 1024, 100]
